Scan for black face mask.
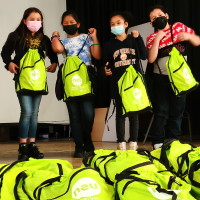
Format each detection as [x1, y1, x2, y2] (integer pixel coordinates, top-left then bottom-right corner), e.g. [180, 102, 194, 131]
[152, 16, 168, 30]
[63, 24, 78, 35]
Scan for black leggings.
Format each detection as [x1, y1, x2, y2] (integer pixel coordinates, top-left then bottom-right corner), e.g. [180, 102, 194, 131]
[66, 99, 95, 148]
[115, 98, 139, 143]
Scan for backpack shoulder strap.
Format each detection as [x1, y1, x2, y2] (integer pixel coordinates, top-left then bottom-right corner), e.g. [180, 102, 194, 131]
[44, 167, 97, 199]
[60, 34, 90, 58]
[155, 60, 162, 74]
[160, 139, 178, 171]
[170, 24, 174, 44]
[155, 24, 174, 75]
[14, 171, 32, 200]
[131, 34, 144, 75]
[115, 169, 178, 200]
[188, 159, 200, 187]
[77, 34, 90, 57]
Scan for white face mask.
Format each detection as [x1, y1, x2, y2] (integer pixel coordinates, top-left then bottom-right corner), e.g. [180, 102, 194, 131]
[26, 21, 42, 32]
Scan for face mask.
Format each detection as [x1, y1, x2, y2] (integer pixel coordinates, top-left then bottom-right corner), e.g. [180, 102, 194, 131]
[26, 21, 42, 32]
[152, 16, 168, 30]
[111, 25, 125, 35]
[63, 24, 78, 35]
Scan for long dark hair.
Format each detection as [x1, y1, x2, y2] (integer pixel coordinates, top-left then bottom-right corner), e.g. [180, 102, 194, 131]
[7, 7, 44, 48]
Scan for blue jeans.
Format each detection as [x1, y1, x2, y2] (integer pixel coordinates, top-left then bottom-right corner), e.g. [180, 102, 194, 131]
[150, 74, 186, 145]
[115, 98, 139, 143]
[66, 99, 95, 150]
[17, 94, 42, 139]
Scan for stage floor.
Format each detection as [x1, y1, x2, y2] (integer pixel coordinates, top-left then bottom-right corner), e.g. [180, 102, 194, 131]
[0, 139, 199, 168]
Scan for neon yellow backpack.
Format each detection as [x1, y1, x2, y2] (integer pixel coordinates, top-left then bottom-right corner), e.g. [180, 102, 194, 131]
[62, 56, 93, 101]
[166, 47, 199, 96]
[34, 167, 115, 200]
[83, 149, 163, 185]
[151, 139, 200, 199]
[115, 169, 196, 200]
[118, 65, 152, 115]
[0, 158, 73, 200]
[16, 48, 48, 95]
[61, 35, 94, 102]
[166, 26, 199, 96]
[83, 149, 195, 200]
[184, 148, 200, 199]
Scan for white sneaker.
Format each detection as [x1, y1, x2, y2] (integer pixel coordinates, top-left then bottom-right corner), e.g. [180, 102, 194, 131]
[129, 141, 138, 150]
[117, 142, 126, 150]
[153, 143, 163, 150]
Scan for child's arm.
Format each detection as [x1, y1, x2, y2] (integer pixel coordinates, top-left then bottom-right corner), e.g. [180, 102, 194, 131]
[178, 32, 200, 46]
[102, 42, 112, 76]
[148, 31, 166, 63]
[1, 32, 19, 73]
[44, 35, 58, 73]
[89, 28, 101, 60]
[51, 31, 64, 53]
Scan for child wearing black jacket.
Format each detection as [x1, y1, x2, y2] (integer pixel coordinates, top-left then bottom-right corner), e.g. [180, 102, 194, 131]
[104, 12, 147, 150]
[1, 7, 58, 160]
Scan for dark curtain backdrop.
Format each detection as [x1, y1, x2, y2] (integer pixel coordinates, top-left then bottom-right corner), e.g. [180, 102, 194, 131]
[66, 0, 200, 136]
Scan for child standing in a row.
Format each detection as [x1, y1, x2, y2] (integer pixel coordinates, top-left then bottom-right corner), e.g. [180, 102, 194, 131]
[147, 5, 200, 149]
[51, 10, 101, 157]
[1, 7, 58, 160]
[104, 12, 147, 150]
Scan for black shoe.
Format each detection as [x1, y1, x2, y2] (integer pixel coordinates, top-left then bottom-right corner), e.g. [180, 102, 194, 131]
[84, 142, 95, 154]
[74, 145, 84, 158]
[18, 143, 29, 161]
[28, 142, 44, 159]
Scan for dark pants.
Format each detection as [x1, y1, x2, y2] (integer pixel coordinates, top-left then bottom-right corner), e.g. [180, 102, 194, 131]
[66, 99, 95, 151]
[150, 74, 186, 145]
[115, 98, 139, 143]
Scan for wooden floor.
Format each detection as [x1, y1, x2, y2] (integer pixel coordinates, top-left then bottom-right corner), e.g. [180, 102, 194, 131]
[0, 138, 200, 168]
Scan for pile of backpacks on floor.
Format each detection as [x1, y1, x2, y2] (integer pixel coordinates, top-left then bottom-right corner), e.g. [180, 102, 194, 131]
[0, 139, 200, 200]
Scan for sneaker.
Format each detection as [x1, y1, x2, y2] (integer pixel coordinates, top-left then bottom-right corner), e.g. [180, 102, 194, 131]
[28, 142, 44, 159]
[129, 141, 138, 150]
[153, 143, 163, 150]
[18, 143, 29, 161]
[117, 142, 126, 150]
